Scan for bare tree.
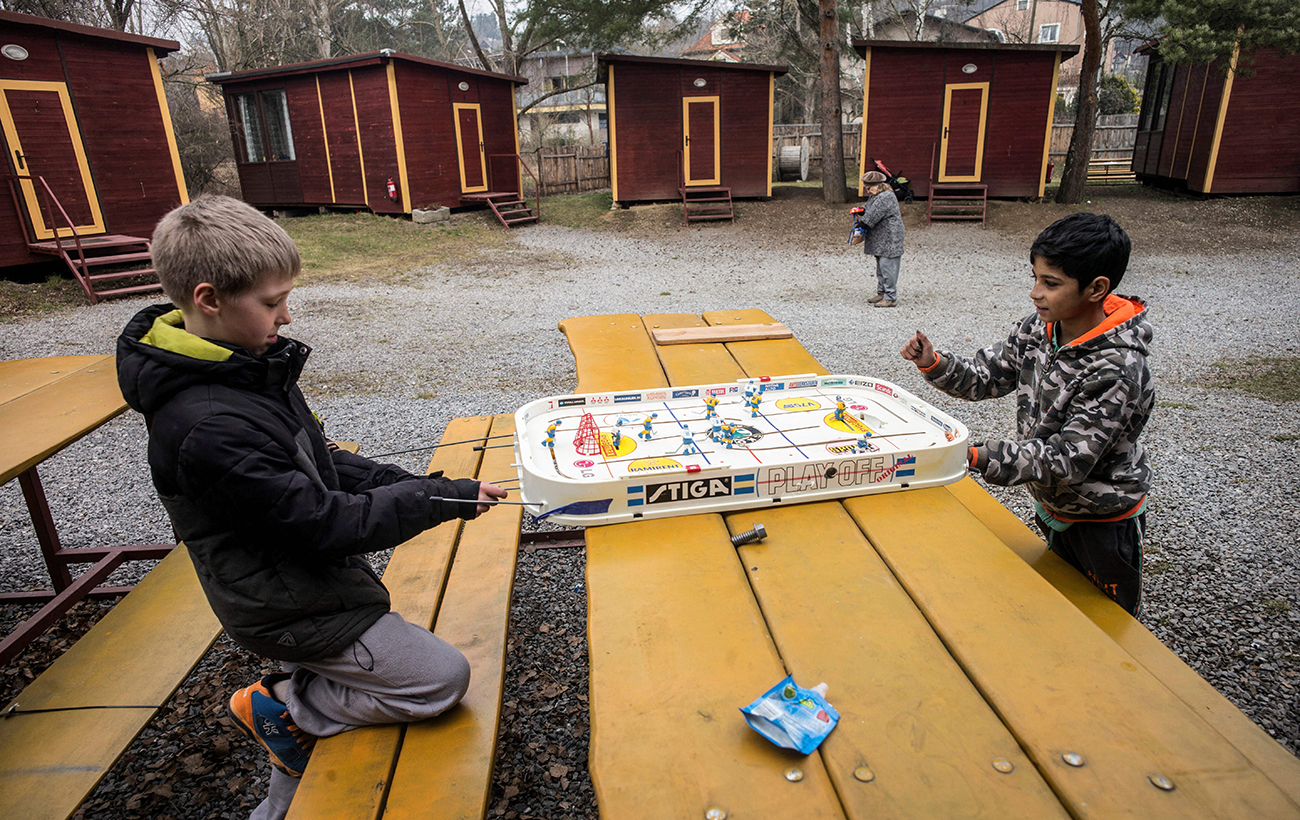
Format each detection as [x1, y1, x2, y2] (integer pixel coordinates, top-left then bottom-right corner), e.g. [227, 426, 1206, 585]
[819, 0, 846, 201]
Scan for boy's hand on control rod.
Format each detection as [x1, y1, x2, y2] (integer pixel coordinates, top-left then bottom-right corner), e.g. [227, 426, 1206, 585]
[900, 330, 938, 369]
[476, 482, 508, 516]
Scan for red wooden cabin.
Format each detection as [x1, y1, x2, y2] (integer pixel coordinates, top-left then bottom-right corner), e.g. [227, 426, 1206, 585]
[598, 54, 785, 211]
[208, 52, 535, 224]
[853, 40, 1079, 200]
[1132, 45, 1300, 195]
[0, 11, 186, 301]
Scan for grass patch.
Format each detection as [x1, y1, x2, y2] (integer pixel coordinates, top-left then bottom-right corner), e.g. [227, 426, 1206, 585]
[1209, 356, 1300, 402]
[0, 274, 87, 320]
[1146, 559, 1174, 575]
[1273, 433, 1300, 442]
[278, 212, 508, 283]
[537, 190, 633, 230]
[1157, 401, 1199, 410]
[1264, 598, 1291, 616]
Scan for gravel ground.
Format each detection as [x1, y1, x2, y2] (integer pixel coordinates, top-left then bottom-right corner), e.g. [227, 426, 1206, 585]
[2, 187, 1299, 818]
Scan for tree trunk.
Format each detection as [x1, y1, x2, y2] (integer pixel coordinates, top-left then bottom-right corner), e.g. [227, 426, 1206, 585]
[819, 0, 846, 203]
[1055, 0, 1102, 203]
[315, 0, 332, 59]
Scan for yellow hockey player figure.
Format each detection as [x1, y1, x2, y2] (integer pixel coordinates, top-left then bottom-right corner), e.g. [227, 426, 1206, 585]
[545, 419, 562, 449]
[834, 396, 847, 423]
[639, 413, 659, 441]
[704, 395, 719, 416]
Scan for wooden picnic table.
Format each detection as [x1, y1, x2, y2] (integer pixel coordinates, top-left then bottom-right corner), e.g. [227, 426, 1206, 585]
[0, 355, 173, 664]
[561, 311, 1300, 820]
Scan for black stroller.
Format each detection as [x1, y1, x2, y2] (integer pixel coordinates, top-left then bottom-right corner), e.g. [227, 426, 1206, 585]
[867, 156, 915, 203]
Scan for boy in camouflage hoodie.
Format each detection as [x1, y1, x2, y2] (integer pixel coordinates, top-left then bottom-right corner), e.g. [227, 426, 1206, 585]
[901, 213, 1153, 614]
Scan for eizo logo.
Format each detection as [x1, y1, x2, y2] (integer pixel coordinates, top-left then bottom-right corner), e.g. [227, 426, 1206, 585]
[645, 476, 733, 504]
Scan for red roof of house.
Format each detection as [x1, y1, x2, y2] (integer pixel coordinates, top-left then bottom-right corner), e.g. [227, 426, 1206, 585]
[0, 9, 180, 53]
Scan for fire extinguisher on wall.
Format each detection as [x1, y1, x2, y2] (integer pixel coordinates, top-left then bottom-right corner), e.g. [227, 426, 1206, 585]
[386, 177, 398, 201]
[1045, 160, 1055, 184]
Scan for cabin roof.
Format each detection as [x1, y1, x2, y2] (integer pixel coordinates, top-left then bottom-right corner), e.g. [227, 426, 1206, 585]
[852, 39, 1079, 57]
[596, 52, 787, 83]
[207, 50, 527, 86]
[0, 10, 180, 53]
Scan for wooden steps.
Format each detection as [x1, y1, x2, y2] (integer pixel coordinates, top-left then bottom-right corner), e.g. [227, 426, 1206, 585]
[28, 233, 161, 304]
[460, 191, 538, 228]
[680, 186, 734, 225]
[927, 183, 988, 225]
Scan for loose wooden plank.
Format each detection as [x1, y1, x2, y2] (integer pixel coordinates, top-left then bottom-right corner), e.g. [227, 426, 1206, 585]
[945, 476, 1300, 806]
[0, 357, 127, 484]
[556, 314, 668, 394]
[383, 414, 523, 820]
[586, 515, 846, 820]
[286, 417, 492, 820]
[0, 356, 109, 407]
[651, 322, 792, 346]
[0, 546, 221, 820]
[642, 313, 746, 385]
[724, 504, 1069, 820]
[702, 309, 829, 377]
[843, 489, 1300, 819]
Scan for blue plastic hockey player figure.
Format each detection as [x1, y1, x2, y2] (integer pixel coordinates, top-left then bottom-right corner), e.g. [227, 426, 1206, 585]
[680, 427, 699, 455]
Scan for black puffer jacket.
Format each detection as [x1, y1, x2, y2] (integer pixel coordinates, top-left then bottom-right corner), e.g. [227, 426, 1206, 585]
[117, 303, 481, 661]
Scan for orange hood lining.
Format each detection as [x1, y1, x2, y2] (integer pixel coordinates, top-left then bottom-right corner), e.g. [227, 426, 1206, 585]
[1047, 294, 1144, 349]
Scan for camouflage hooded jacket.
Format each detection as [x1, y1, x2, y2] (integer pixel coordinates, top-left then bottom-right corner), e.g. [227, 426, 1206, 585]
[921, 294, 1153, 520]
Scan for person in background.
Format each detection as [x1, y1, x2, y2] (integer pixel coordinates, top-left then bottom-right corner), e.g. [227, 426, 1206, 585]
[858, 170, 905, 308]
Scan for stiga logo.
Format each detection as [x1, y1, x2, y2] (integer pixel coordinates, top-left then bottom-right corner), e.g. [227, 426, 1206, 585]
[672, 389, 699, 398]
[559, 397, 586, 407]
[614, 394, 641, 403]
[645, 476, 733, 504]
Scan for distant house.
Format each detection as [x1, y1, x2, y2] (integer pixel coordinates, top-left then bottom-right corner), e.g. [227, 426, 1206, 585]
[869, 9, 1004, 44]
[962, 0, 1112, 83]
[516, 49, 607, 146]
[680, 13, 750, 62]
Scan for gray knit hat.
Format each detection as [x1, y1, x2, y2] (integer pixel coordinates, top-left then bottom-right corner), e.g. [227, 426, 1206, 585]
[860, 171, 887, 185]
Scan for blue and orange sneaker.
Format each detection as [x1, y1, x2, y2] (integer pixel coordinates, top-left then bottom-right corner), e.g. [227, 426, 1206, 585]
[226, 674, 315, 777]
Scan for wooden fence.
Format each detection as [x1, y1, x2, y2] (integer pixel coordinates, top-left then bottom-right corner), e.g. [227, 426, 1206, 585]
[1051, 114, 1138, 161]
[532, 145, 610, 195]
[771, 123, 862, 169]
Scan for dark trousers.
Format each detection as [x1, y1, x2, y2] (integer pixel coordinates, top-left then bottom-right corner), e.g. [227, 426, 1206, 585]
[1035, 514, 1146, 616]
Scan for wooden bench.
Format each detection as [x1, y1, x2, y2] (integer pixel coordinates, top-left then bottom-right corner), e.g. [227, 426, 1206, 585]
[563, 310, 1300, 818]
[286, 414, 522, 820]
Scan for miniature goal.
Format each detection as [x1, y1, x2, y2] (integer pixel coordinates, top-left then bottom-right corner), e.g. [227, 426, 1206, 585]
[573, 412, 602, 455]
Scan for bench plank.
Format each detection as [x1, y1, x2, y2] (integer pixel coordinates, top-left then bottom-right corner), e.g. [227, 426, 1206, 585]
[556, 314, 668, 393]
[641, 313, 746, 385]
[723, 503, 1069, 820]
[652, 322, 792, 345]
[0, 546, 221, 820]
[843, 489, 1300, 818]
[0, 356, 127, 484]
[702, 309, 829, 377]
[285, 417, 492, 820]
[945, 476, 1300, 806]
[383, 414, 523, 819]
[586, 515, 846, 819]
[0, 356, 110, 407]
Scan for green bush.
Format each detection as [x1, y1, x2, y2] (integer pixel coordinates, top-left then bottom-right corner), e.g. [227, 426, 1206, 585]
[1099, 75, 1141, 115]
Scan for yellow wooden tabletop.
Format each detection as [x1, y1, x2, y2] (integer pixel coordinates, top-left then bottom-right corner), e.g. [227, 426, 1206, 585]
[0, 355, 127, 484]
[562, 311, 1300, 820]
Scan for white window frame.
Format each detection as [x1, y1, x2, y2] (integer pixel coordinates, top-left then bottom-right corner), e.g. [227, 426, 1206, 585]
[1016, 0, 1029, 10]
[1039, 23, 1060, 43]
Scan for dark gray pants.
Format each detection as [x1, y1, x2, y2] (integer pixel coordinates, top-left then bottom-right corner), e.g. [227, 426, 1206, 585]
[249, 611, 471, 820]
[1035, 514, 1146, 616]
[874, 255, 901, 301]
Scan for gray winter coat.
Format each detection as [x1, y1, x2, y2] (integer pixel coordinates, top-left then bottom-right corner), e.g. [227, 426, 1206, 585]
[922, 294, 1154, 520]
[860, 188, 904, 259]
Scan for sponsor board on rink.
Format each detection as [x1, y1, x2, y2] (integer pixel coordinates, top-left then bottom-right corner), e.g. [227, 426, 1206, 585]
[559, 397, 586, 407]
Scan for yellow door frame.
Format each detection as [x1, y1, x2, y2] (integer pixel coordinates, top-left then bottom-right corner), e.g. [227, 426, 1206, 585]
[0, 79, 105, 240]
[452, 102, 488, 193]
[938, 81, 990, 183]
[682, 95, 720, 186]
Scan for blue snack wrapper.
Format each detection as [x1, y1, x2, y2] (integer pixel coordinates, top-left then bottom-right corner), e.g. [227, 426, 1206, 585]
[740, 676, 839, 754]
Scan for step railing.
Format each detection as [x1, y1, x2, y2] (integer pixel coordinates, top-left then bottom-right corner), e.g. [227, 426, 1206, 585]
[7, 174, 96, 302]
[487, 153, 542, 224]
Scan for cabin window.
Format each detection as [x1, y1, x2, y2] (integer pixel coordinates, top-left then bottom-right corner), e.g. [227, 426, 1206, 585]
[1038, 23, 1060, 43]
[556, 111, 582, 124]
[1016, 0, 1028, 9]
[231, 88, 295, 163]
[1154, 63, 1175, 130]
[260, 89, 296, 161]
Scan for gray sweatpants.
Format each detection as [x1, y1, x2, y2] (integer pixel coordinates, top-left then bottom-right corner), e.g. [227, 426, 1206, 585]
[249, 611, 471, 820]
[874, 255, 902, 301]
